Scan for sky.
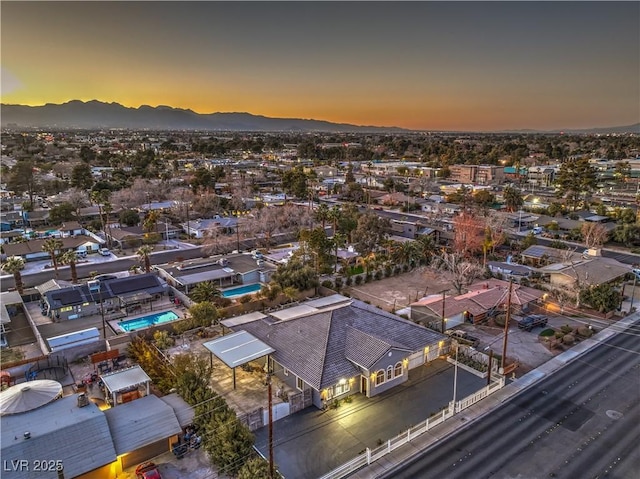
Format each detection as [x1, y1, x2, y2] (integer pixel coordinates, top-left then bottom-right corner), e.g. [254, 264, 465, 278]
[1, 1, 639, 131]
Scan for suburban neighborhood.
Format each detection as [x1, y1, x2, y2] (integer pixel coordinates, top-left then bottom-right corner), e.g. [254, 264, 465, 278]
[1, 129, 640, 478]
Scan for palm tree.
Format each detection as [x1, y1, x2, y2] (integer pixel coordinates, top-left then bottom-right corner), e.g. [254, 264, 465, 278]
[332, 232, 346, 273]
[189, 281, 222, 303]
[314, 203, 330, 230]
[91, 190, 109, 239]
[328, 205, 341, 236]
[60, 250, 79, 284]
[42, 238, 63, 278]
[136, 245, 153, 273]
[2, 256, 25, 294]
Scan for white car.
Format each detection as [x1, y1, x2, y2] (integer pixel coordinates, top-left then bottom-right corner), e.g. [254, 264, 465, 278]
[99, 248, 111, 256]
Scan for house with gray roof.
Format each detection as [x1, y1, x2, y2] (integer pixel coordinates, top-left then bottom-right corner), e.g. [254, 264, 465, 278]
[0, 394, 116, 479]
[222, 295, 446, 410]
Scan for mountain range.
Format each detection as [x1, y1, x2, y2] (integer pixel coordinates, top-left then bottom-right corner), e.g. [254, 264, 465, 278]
[1, 100, 638, 134]
[0, 100, 406, 132]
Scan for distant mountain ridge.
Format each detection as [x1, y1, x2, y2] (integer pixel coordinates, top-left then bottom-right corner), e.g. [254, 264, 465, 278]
[1, 100, 637, 134]
[0, 100, 407, 132]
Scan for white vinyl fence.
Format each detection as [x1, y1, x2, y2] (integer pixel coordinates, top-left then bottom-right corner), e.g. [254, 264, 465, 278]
[318, 375, 506, 479]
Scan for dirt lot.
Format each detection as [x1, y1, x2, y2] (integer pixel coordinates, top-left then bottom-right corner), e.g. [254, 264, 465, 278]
[343, 266, 452, 312]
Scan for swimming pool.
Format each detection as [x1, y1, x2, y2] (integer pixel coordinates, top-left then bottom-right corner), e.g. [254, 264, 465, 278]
[117, 311, 179, 333]
[221, 283, 263, 298]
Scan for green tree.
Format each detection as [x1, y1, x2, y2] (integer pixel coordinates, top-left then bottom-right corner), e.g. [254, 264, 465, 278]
[7, 159, 39, 208]
[204, 408, 255, 476]
[327, 205, 342, 235]
[188, 301, 219, 328]
[2, 256, 25, 295]
[70, 163, 95, 191]
[60, 250, 79, 284]
[42, 238, 63, 278]
[49, 202, 76, 224]
[521, 232, 537, 249]
[555, 158, 597, 211]
[237, 457, 275, 479]
[502, 186, 523, 212]
[579, 283, 621, 313]
[281, 166, 309, 199]
[271, 257, 318, 291]
[189, 281, 222, 304]
[352, 212, 391, 257]
[614, 160, 631, 188]
[119, 209, 140, 227]
[612, 224, 640, 247]
[136, 245, 153, 273]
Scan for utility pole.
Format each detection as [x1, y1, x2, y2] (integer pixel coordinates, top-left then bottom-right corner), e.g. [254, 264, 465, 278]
[487, 349, 493, 386]
[235, 222, 241, 253]
[501, 279, 514, 372]
[452, 340, 459, 413]
[267, 373, 274, 479]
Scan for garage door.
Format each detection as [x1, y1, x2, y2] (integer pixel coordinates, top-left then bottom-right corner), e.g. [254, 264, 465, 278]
[407, 351, 425, 369]
[121, 439, 170, 470]
[426, 346, 440, 362]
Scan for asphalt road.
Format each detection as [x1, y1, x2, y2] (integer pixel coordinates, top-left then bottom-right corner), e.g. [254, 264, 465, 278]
[383, 319, 640, 479]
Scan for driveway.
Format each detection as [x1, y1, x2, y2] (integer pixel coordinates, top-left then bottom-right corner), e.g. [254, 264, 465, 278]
[254, 359, 487, 479]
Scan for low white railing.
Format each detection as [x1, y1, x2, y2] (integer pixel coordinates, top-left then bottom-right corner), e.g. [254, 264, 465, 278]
[318, 376, 505, 479]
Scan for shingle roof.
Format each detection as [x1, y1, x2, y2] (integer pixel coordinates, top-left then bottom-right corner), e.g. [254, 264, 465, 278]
[234, 300, 444, 390]
[104, 395, 182, 455]
[0, 395, 116, 479]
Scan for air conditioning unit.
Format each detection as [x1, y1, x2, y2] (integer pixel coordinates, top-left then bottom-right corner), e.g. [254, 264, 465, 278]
[77, 393, 89, 408]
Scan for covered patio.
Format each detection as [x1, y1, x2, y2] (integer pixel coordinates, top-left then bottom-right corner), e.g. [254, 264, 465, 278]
[203, 330, 274, 390]
[100, 365, 151, 407]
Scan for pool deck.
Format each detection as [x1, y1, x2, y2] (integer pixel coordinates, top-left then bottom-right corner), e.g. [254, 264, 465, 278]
[108, 305, 184, 334]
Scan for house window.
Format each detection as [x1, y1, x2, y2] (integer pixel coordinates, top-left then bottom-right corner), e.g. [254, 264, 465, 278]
[333, 380, 350, 397]
[386, 366, 393, 381]
[296, 377, 304, 391]
[375, 370, 385, 386]
[394, 362, 403, 377]
[283, 368, 289, 376]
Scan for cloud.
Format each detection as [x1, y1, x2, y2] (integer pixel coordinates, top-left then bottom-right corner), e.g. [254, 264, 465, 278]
[1, 68, 23, 98]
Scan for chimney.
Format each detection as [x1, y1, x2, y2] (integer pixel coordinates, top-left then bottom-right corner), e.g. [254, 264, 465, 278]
[77, 393, 89, 408]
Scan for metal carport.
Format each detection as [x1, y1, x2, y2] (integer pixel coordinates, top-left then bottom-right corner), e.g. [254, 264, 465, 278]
[203, 330, 275, 389]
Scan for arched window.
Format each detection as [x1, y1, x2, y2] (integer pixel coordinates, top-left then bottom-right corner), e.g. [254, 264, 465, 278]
[375, 370, 385, 386]
[386, 366, 393, 381]
[394, 362, 403, 377]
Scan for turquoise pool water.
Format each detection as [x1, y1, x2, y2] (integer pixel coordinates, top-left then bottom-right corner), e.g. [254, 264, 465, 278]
[117, 310, 179, 332]
[222, 283, 262, 298]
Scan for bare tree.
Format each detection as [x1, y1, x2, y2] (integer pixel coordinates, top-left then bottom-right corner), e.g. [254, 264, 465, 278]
[434, 252, 484, 294]
[67, 188, 88, 218]
[581, 222, 608, 249]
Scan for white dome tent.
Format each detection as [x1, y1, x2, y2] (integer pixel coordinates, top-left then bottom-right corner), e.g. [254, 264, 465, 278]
[0, 380, 63, 416]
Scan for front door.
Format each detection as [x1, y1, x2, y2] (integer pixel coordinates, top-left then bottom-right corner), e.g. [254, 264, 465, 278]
[361, 376, 368, 397]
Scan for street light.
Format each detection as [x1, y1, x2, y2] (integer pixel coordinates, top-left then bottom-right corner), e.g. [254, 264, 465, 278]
[452, 340, 459, 413]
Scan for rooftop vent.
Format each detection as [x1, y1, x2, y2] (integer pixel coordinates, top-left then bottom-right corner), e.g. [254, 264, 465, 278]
[23, 432, 31, 440]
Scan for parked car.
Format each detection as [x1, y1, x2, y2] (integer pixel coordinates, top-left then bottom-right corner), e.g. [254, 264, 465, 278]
[445, 329, 480, 347]
[135, 462, 161, 479]
[517, 314, 548, 332]
[99, 248, 110, 256]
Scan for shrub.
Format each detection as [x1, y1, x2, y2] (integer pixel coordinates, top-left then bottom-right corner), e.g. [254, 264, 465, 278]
[153, 330, 175, 350]
[374, 270, 382, 280]
[354, 275, 363, 285]
[576, 325, 594, 338]
[560, 324, 573, 334]
[345, 276, 353, 286]
[539, 328, 555, 337]
[394, 266, 402, 276]
[562, 334, 575, 345]
[365, 273, 372, 283]
[334, 277, 343, 289]
[322, 280, 334, 289]
[239, 294, 253, 304]
[384, 265, 393, 277]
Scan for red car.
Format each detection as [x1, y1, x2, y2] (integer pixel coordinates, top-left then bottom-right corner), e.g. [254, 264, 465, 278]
[135, 462, 162, 479]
